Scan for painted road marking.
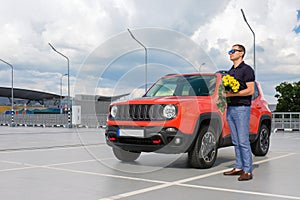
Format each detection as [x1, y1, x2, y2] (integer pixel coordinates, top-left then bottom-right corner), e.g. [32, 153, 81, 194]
[99, 153, 297, 200]
[178, 183, 300, 200]
[0, 152, 298, 200]
[0, 143, 107, 154]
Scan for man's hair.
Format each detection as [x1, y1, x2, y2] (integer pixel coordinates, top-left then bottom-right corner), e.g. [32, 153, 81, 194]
[233, 44, 246, 58]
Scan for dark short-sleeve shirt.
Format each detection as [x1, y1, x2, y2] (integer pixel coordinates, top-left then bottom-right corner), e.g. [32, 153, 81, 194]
[227, 61, 255, 106]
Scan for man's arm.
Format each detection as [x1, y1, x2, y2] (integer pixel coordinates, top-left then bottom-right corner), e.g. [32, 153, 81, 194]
[226, 81, 255, 97]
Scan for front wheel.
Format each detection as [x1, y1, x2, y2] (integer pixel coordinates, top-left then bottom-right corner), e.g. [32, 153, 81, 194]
[112, 147, 141, 162]
[251, 124, 270, 156]
[188, 125, 218, 169]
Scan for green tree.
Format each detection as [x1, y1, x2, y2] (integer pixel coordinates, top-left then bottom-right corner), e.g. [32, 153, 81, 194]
[275, 81, 300, 112]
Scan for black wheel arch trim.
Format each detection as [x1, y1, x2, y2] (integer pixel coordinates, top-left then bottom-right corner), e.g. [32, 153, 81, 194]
[196, 112, 223, 136]
[259, 114, 272, 126]
[259, 114, 272, 132]
[255, 114, 272, 140]
[186, 112, 223, 152]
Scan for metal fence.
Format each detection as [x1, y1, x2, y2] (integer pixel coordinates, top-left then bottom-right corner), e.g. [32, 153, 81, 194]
[272, 112, 300, 132]
[1, 112, 300, 131]
[0, 114, 68, 127]
[80, 114, 107, 128]
[0, 113, 107, 128]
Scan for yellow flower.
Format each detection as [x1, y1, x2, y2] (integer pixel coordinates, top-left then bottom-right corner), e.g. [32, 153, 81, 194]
[222, 75, 240, 93]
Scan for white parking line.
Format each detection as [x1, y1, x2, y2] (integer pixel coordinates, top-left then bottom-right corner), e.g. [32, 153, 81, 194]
[99, 153, 297, 200]
[0, 152, 298, 199]
[0, 160, 38, 172]
[0, 158, 112, 172]
[39, 165, 169, 184]
[0, 166, 38, 172]
[0, 143, 107, 154]
[253, 152, 296, 164]
[178, 183, 300, 200]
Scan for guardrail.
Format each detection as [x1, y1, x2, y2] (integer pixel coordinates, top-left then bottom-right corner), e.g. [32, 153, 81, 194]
[80, 114, 107, 128]
[1, 112, 300, 131]
[0, 114, 69, 127]
[272, 112, 300, 132]
[0, 113, 107, 128]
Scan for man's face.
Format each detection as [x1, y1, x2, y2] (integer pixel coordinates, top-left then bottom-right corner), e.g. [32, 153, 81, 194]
[229, 46, 244, 61]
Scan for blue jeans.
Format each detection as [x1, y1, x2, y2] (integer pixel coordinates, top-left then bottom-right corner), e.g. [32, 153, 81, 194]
[227, 106, 252, 173]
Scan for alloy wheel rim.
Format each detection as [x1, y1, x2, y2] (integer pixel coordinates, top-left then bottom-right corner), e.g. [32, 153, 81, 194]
[260, 128, 269, 151]
[200, 131, 216, 162]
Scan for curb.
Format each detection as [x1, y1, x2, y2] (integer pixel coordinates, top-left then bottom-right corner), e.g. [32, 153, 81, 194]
[274, 128, 300, 132]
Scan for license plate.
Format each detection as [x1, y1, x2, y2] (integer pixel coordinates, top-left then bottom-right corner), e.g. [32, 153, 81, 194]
[118, 129, 144, 138]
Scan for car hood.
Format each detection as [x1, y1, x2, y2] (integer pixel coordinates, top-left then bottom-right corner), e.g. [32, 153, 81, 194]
[112, 96, 211, 105]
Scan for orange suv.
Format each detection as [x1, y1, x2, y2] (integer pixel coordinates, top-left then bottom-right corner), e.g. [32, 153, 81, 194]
[105, 72, 272, 168]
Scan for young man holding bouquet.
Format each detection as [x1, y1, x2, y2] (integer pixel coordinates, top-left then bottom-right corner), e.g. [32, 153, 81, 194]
[223, 44, 255, 181]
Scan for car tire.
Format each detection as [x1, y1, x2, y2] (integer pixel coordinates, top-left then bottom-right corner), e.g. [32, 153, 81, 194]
[112, 147, 141, 162]
[251, 124, 270, 156]
[188, 125, 218, 169]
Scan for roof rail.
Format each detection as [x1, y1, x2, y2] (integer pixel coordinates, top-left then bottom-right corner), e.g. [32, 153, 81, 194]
[164, 73, 178, 76]
[215, 70, 228, 75]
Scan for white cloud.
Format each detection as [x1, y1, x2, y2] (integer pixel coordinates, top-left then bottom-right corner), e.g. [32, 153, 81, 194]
[0, 0, 299, 104]
[191, 0, 300, 103]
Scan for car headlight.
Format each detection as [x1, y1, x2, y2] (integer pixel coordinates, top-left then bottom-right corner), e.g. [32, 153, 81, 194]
[110, 105, 118, 118]
[162, 104, 177, 119]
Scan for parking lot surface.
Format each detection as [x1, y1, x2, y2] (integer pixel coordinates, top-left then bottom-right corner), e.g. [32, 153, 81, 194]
[1, 126, 300, 200]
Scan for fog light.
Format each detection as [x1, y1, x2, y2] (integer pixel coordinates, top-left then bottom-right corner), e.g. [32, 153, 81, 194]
[166, 127, 177, 133]
[174, 137, 181, 145]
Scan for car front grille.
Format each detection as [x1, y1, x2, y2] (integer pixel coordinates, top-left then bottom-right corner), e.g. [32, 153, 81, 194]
[113, 104, 165, 121]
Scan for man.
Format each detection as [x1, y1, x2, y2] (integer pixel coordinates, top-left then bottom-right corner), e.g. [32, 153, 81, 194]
[223, 44, 255, 181]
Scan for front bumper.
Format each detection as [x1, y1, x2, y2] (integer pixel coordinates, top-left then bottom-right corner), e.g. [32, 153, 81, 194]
[105, 125, 195, 153]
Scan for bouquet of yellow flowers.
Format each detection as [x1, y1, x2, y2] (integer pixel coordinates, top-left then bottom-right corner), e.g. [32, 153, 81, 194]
[222, 75, 240, 93]
[216, 74, 241, 112]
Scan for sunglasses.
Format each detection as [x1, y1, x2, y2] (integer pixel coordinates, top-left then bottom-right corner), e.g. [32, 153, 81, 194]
[228, 49, 243, 55]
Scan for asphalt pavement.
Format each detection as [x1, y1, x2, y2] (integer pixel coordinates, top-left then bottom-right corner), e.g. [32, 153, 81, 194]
[0, 126, 300, 200]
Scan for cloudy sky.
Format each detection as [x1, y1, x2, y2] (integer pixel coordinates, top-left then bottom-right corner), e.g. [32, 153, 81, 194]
[0, 0, 299, 103]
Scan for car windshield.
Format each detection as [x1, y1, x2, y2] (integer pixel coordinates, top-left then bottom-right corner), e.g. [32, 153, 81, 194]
[145, 75, 216, 97]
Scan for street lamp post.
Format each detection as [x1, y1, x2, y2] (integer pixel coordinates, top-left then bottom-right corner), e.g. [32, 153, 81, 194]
[60, 73, 68, 114]
[48, 43, 71, 128]
[127, 28, 148, 93]
[241, 9, 256, 73]
[0, 59, 14, 127]
[199, 62, 205, 72]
